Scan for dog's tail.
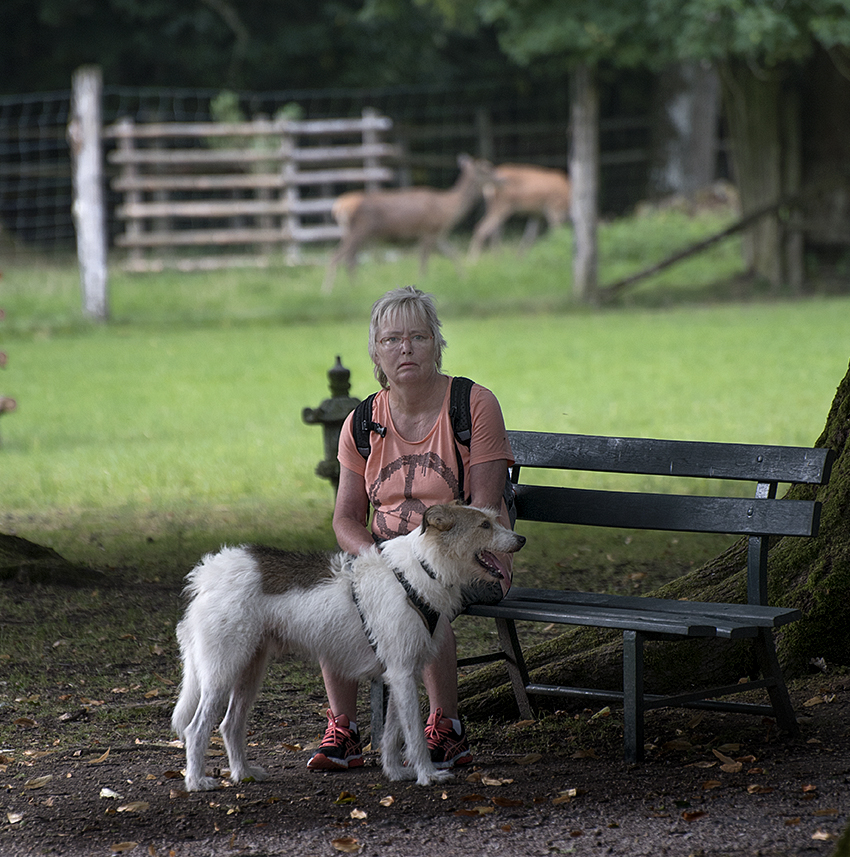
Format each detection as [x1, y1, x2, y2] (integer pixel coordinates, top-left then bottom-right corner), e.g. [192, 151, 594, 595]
[171, 619, 201, 738]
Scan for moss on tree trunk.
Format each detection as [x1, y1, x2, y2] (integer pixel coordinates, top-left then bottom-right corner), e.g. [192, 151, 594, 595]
[459, 360, 850, 719]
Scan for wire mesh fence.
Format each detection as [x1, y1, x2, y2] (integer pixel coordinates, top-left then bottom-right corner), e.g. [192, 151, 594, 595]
[0, 81, 651, 254]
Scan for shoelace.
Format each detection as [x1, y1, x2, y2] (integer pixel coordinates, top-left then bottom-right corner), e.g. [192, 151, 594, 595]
[321, 709, 352, 746]
[425, 707, 451, 749]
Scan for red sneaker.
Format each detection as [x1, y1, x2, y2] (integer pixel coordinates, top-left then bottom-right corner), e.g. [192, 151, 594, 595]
[307, 710, 364, 771]
[425, 708, 472, 769]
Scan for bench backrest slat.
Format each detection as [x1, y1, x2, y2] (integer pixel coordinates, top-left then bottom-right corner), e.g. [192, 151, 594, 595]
[513, 485, 822, 537]
[507, 431, 834, 485]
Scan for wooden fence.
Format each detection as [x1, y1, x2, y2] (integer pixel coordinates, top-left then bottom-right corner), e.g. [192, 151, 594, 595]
[104, 109, 397, 272]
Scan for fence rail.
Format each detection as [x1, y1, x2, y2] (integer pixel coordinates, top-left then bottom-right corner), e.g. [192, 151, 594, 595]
[103, 109, 397, 271]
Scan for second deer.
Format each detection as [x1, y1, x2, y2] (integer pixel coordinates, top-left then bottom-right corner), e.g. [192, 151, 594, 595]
[323, 154, 494, 293]
[468, 164, 572, 261]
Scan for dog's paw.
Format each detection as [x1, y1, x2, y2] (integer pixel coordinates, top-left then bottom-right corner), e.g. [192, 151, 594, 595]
[230, 765, 268, 785]
[185, 775, 221, 792]
[416, 767, 454, 786]
[384, 763, 417, 782]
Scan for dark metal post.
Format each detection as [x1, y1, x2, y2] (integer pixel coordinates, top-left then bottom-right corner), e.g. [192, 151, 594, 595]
[302, 356, 360, 494]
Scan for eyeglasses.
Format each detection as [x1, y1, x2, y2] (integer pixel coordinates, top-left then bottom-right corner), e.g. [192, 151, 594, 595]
[378, 333, 433, 350]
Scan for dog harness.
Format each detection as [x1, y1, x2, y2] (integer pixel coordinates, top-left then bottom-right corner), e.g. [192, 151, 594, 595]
[348, 555, 442, 657]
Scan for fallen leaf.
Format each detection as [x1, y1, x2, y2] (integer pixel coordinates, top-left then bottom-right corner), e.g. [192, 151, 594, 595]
[552, 794, 572, 805]
[814, 808, 840, 817]
[7, 812, 24, 824]
[109, 843, 139, 853]
[512, 719, 535, 728]
[334, 791, 357, 805]
[746, 785, 773, 795]
[331, 837, 361, 853]
[89, 748, 111, 764]
[14, 717, 37, 728]
[572, 749, 598, 759]
[118, 802, 150, 813]
[802, 784, 818, 793]
[100, 787, 124, 800]
[688, 761, 717, 769]
[144, 689, 160, 699]
[379, 796, 394, 807]
[492, 796, 524, 807]
[481, 776, 511, 786]
[812, 830, 837, 842]
[24, 775, 53, 789]
[702, 780, 723, 791]
[516, 753, 542, 765]
[804, 696, 824, 707]
[349, 808, 367, 820]
[281, 743, 302, 752]
[784, 817, 801, 826]
[462, 793, 486, 802]
[682, 811, 707, 822]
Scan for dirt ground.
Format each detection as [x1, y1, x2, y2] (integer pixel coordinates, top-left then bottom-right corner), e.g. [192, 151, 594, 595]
[1, 579, 849, 857]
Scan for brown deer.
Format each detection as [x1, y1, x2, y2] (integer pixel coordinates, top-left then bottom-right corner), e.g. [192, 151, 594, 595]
[323, 154, 494, 293]
[468, 164, 572, 261]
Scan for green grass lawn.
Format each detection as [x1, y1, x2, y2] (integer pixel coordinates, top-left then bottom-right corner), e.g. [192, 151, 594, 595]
[1, 208, 848, 584]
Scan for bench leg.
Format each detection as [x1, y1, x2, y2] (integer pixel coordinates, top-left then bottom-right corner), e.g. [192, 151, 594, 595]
[369, 677, 387, 750]
[494, 617, 534, 720]
[622, 630, 645, 764]
[753, 628, 799, 736]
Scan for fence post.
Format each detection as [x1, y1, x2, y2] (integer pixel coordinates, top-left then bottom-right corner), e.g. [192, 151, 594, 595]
[68, 65, 109, 321]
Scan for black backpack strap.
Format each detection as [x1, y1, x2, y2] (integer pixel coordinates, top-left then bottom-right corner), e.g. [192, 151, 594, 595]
[448, 377, 474, 500]
[448, 376, 474, 449]
[352, 392, 385, 459]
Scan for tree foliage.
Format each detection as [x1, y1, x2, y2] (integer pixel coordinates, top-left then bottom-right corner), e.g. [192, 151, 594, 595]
[1, 0, 513, 94]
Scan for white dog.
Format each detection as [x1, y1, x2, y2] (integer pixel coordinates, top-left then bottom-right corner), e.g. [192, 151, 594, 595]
[172, 502, 525, 790]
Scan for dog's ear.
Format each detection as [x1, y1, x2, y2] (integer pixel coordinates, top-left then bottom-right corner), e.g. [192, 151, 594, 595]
[422, 504, 456, 533]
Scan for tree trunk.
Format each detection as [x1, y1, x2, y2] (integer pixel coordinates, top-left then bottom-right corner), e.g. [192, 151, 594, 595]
[718, 61, 802, 290]
[569, 63, 599, 304]
[649, 61, 721, 197]
[459, 360, 850, 718]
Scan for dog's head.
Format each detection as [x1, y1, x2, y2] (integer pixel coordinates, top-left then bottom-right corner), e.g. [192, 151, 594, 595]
[420, 501, 525, 583]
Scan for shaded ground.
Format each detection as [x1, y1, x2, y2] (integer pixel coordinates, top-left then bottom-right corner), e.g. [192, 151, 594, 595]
[1, 578, 849, 857]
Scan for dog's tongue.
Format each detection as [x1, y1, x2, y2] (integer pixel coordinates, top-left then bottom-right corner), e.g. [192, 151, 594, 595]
[478, 551, 506, 579]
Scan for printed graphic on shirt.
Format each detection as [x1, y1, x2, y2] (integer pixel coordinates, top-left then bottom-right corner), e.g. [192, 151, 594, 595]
[368, 451, 462, 540]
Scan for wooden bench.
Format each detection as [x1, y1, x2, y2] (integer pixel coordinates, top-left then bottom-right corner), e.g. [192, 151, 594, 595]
[460, 430, 834, 764]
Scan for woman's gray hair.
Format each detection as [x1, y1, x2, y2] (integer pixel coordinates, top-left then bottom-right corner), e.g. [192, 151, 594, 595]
[368, 285, 447, 388]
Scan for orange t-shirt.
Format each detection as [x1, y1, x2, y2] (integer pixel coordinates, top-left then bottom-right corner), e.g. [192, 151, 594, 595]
[338, 379, 514, 541]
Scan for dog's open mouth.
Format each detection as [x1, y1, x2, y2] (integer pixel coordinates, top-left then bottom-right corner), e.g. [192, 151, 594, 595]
[476, 551, 506, 579]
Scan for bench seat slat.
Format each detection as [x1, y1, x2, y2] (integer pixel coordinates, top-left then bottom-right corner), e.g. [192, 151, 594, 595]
[504, 587, 803, 627]
[507, 431, 834, 484]
[466, 600, 718, 636]
[514, 484, 821, 537]
[467, 592, 800, 638]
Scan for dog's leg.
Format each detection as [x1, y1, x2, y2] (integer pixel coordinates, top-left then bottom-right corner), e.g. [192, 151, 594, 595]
[219, 648, 270, 785]
[383, 672, 452, 786]
[379, 692, 407, 781]
[182, 687, 229, 791]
